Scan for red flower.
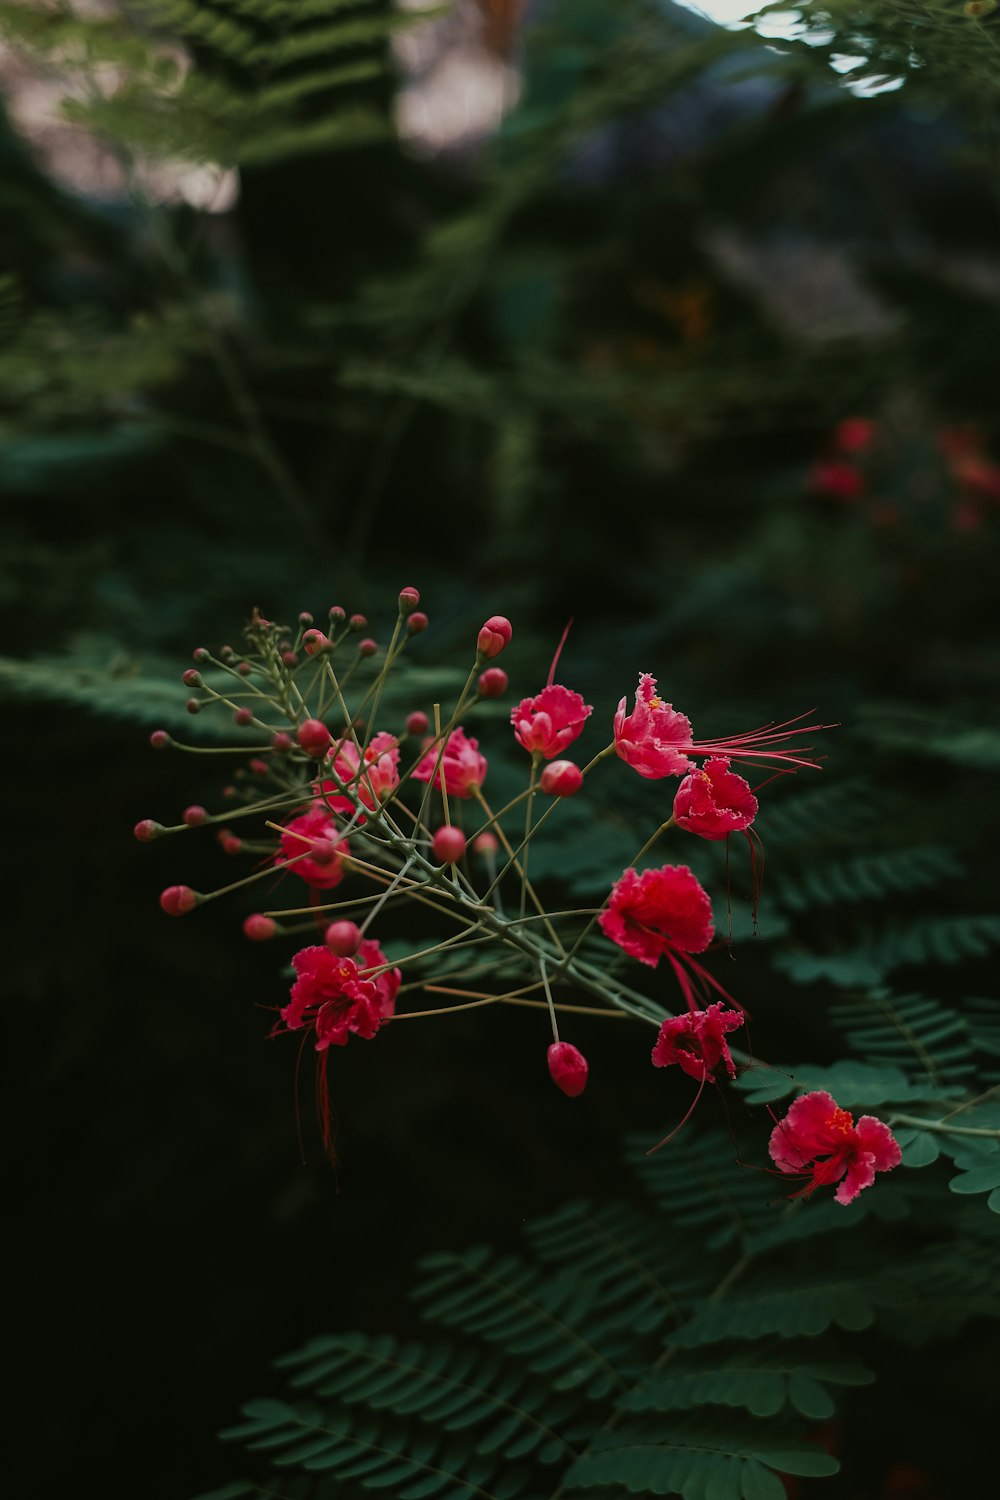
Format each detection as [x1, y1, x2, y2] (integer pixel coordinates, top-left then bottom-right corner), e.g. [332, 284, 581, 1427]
[768, 1090, 902, 1206]
[809, 461, 865, 501]
[834, 417, 876, 455]
[673, 757, 758, 840]
[547, 1041, 589, 1097]
[651, 1004, 744, 1082]
[614, 673, 825, 779]
[413, 726, 488, 798]
[326, 731, 400, 812]
[511, 684, 592, 759]
[599, 864, 713, 967]
[276, 806, 349, 889]
[280, 940, 400, 1050]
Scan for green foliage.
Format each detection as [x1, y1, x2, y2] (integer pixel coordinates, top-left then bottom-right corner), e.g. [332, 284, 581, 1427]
[774, 846, 963, 912]
[200, 1126, 999, 1499]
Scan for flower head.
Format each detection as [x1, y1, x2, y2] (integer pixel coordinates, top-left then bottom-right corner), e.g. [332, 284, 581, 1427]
[280, 940, 399, 1050]
[326, 731, 400, 812]
[768, 1090, 902, 1206]
[614, 673, 826, 779]
[276, 806, 348, 889]
[413, 726, 488, 798]
[651, 1004, 744, 1082]
[673, 758, 758, 840]
[511, 684, 592, 759]
[599, 864, 713, 968]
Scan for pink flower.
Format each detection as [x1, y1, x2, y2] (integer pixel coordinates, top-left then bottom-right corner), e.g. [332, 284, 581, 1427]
[673, 758, 758, 840]
[276, 806, 349, 889]
[651, 1004, 744, 1082]
[413, 726, 488, 798]
[768, 1090, 902, 1206]
[326, 732, 400, 811]
[614, 675, 695, 778]
[511, 684, 592, 759]
[280, 940, 399, 1049]
[599, 865, 713, 967]
[614, 673, 826, 778]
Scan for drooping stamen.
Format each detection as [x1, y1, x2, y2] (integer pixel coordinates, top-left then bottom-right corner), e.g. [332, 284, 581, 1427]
[646, 1069, 708, 1155]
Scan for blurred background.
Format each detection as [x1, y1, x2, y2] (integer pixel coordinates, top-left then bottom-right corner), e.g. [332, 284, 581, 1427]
[3, 2, 1000, 1497]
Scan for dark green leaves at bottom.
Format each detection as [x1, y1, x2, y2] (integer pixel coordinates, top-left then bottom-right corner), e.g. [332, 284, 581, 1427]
[564, 1419, 838, 1498]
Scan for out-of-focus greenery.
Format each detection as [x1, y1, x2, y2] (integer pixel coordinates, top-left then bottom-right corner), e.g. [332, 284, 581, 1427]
[3, 3, 1000, 1499]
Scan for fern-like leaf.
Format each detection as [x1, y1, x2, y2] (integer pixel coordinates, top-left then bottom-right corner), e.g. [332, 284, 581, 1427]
[776, 847, 962, 912]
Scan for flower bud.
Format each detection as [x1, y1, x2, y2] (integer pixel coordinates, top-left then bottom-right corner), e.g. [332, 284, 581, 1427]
[547, 1041, 588, 1098]
[477, 615, 512, 660]
[325, 920, 363, 956]
[398, 586, 420, 615]
[243, 914, 276, 941]
[473, 831, 499, 856]
[298, 611, 314, 626]
[149, 730, 170, 750]
[281, 650, 298, 666]
[328, 605, 346, 623]
[133, 819, 163, 842]
[348, 613, 367, 632]
[432, 825, 467, 864]
[297, 718, 332, 756]
[220, 645, 236, 662]
[478, 667, 508, 698]
[192, 647, 210, 664]
[237, 661, 251, 676]
[183, 805, 208, 827]
[272, 731, 294, 753]
[186, 697, 201, 715]
[249, 758, 269, 775]
[234, 708, 253, 727]
[159, 885, 199, 917]
[407, 611, 429, 635]
[359, 638, 378, 658]
[182, 668, 201, 687]
[302, 629, 330, 656]
[219, 831, 242, 855]
[406, 711, 429, 736]
[540, 759, 584, 797]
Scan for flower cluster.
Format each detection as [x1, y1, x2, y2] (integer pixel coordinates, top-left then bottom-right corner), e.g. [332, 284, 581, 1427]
[136, 586, 909, 1207]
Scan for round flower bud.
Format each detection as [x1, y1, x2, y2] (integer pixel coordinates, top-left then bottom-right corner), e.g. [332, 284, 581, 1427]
[219, 831, 242, 855]
[298, 611, 314, 626]
[348, 613, 367, 632]
[302, 629, 329, 656]
[325, 920, 363, 957]
[407, 611, 429, 635]
[183, 805, 207, 827]
[477, 667, 508, 698]
[133, 819, 163, 842]
[398, 586, 420, 615]
[237, 661, 251, 676]
[328, 605, 346, 623]
[432, 825, 467, 864]
[192, 647, 210, 664]
[186, 697, 202, 715]
[359, 638, 378, 658]
[477, 615, 512, 660]
[249, 758, 269, 775]
[159, 885, 199, 917]
[297, 718, 331, 756]
[182, 668, 201, 687]
[272, 731, 294, 753]
[281, 650, 298, 666]
[406, 710, 429, 736]
[540, 759, 584, 797]
[243, 914, 276, 941]
[220, 645, 236, 662]
[149, 729, 170, 750]
[234, 708, 253, 727]
[547, 1041, 588, 1098]
[473, 831, 499, 856]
